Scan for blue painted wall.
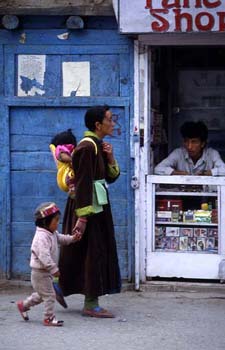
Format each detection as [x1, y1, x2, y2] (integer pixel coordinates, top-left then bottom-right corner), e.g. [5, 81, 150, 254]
[0, 17, 134, 281]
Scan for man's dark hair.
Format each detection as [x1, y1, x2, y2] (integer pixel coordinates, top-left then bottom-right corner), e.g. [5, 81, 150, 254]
[84, 105, 110, 131]
[180, 121, 208, 142]
[51, 129, 77, 146]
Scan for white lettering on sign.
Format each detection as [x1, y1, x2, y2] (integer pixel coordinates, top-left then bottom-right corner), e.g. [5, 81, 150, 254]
[119, 0, 225, 33]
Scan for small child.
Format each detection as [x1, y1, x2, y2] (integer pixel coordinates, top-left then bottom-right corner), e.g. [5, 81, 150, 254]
[17, 202, 77, 327]
[49, 129, 77, 198]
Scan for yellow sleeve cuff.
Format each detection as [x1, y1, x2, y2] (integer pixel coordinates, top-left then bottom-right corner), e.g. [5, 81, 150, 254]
[76, 206, 95, 217]
[107, 160, 120, 178]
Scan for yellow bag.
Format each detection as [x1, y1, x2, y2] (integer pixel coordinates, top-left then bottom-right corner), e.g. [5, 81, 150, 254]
[49, 137, 97, 193]
[49, 144, 74, 192]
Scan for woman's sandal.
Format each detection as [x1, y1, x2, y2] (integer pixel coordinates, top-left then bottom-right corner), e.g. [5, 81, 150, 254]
[43, 315, 64, 326]
[82, 306, 115, 318]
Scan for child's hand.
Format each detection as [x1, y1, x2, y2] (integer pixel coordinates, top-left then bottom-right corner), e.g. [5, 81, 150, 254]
[59, 152, 72, 163]
[53, 270, 60, 278]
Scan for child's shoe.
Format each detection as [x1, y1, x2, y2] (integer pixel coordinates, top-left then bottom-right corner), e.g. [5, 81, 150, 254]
[17, 301, 29, 321]
[43, 315, 64, 327]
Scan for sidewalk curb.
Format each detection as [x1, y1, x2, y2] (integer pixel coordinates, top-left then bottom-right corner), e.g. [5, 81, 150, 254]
[1, 279, 225, 294]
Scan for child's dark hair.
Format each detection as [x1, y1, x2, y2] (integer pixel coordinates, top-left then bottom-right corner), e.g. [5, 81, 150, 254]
[180, 121, 208, 142]
[35, 211, 60, 230]
[85, 105, 110, 131]
[51, 129, 77, 147]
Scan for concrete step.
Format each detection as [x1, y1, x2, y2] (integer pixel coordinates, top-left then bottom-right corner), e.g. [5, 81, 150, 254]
[138, 280, 225, 294]
[1, 279, 225, 295]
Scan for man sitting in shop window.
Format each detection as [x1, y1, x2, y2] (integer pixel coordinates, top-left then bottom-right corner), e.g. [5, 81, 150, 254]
[154, 121, 225, 176]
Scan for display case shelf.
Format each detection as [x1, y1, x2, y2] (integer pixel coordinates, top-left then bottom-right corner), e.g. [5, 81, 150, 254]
[156, 191, 217, 197]
[147, 175, 222, 256]
[156, 221, 217, 227]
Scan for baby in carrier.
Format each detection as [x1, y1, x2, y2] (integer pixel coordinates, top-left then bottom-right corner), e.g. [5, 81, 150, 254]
[50, 129, 77, 198]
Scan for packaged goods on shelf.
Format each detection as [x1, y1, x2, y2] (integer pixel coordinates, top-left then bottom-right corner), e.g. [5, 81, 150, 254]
[179, 236, 188, 250]
[165, 227, 180, 237]
[197, 237, 206, 251]
[211, 209, 218, 223]
[205, 237, 215, 250]
[156, 199, 183, 211]
[155, 226, 166, 236]
[156, 211, 172, 221]
[208, 228, 218, 236]
[180, 228, 193, 237]
[194, 210, 211, 223]
[187, 237, 197, 251]
[194, 228, 208, 237]
[183, 210, 194, 222]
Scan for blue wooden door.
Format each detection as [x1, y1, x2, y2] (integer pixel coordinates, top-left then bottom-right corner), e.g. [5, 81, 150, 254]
[0, 28, 133, 280]
[10, 106, 129, 278]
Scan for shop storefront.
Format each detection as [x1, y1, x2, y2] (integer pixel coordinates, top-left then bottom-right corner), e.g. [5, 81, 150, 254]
[116, 0, 225, 285]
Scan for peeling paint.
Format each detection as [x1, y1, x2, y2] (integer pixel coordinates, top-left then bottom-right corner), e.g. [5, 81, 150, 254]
[57, 32, 70, 40]
[19, 32, 26, 44]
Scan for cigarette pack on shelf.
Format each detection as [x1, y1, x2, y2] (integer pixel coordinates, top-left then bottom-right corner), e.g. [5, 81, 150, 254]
[180, 228, 193, 237]
[206, 237, 215, 251]
[197, 238, 206, 251]
[194, 210, 211, 223]
[156, 199, 183, 211]
[194, 228, 208, 237]
[179, 236, 188, 251]
[211, 209, 218, 223]
[187, 237, 197, 251]
[155, 236, 163, 250]
[165, 227, 180, 237]
[183, 210, 194, 222]
[155, 226, 166, 236]
[161, 237, 171, 250]
[170, 237, 179, 250]
[207, 228, 218, 237]
[156, 211, 172, 222]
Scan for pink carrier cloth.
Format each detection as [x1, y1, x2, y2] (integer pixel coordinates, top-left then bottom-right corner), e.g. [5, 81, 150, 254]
[55, 144, 75, 160]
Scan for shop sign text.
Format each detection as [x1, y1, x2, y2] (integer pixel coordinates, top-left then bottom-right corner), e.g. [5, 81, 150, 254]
[119, 0, 225, 33]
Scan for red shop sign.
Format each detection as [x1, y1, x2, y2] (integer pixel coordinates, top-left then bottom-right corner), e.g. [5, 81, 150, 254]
[119, 0, 225, 33]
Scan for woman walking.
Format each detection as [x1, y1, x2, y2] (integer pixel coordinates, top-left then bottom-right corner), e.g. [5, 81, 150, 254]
[59, 105, 121, 318]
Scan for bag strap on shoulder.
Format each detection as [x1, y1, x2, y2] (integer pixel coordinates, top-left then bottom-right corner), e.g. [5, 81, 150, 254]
[79, 137, 98, 155]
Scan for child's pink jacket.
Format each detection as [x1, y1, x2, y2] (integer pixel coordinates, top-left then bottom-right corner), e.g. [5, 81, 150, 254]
[30, 227, 74, 275]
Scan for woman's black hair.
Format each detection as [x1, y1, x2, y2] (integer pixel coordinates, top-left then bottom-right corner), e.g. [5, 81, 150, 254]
[51, 129, 77, 147]
[180, 121, 208, 142]
[35, 211, 60, 231]
[84, 105, 110, 131]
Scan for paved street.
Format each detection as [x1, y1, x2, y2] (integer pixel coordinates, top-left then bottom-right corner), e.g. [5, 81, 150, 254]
[0, 282, 225, 350]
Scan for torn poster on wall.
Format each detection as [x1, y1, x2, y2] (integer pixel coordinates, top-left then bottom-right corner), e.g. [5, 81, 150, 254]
[62, 61, 90, 97]
[17, 55, 46, 96]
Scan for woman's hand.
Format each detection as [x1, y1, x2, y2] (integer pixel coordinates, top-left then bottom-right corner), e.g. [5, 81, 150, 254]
[72, 217, 87, 241]
[102, 142, 115, 165]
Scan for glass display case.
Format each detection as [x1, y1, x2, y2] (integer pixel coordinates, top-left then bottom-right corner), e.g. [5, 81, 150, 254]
[146, 175, 225, 279]
[155, 184, 218, 254]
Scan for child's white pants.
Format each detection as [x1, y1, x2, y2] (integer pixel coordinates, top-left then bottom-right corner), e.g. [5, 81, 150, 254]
[23, 269, 56, 318]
